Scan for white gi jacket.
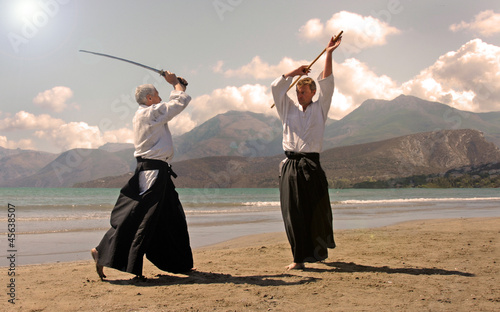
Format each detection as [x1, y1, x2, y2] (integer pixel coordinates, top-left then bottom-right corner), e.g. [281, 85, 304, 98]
[132, 90, 191, 194]
[271, 72, 334, 153]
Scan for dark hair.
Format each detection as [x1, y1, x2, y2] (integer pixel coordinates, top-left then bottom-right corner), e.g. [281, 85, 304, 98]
[296, 77, 316, 92]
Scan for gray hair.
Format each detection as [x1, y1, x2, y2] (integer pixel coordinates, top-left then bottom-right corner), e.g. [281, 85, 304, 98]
[135, 84, 157, 105]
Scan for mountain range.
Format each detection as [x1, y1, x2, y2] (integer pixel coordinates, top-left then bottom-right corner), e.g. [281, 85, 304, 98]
[73, 128, 500, 188]
[324, 95, 500, 148]
[1, 95, 500, 188]
[172, 94, 500, 160]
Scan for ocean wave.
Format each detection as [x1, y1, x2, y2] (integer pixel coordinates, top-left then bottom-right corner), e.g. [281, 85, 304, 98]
[185, 207, 278, 215]
[0, 216, 110, 222]
[2, 197, 497, 222]
[339, 197, 500, 205]
[0, 227, 108, 235]
[242, 201, 281, 207]
[5, 204, 114, 209]
[0, 212, 110, 222]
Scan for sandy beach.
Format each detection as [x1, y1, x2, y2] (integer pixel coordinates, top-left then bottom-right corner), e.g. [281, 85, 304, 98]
[5, 217, 499, 311]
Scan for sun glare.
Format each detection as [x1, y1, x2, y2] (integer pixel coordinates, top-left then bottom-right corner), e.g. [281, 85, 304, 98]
[14, 0, 41, 21]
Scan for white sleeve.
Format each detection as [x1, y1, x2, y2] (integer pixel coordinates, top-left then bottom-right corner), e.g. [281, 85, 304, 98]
[152, 91, 192, 123]
[271, 75, 294, 120]
[317, 72, 334, 120]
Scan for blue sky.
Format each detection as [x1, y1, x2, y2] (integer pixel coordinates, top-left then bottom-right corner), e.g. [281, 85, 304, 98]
[1, 0, 499, 153]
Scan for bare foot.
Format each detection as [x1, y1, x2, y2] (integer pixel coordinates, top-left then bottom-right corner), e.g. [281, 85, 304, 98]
[186, 267, 197, 274]
[91, 248, 106, 280]
[286, 262, 305, 270]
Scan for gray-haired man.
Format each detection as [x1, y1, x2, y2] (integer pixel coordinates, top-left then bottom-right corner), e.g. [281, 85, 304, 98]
[91, 71, 193, 279]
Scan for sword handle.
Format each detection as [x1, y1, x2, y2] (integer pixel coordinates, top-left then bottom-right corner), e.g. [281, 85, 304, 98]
[159, 70, 188, 86]
[176, 77, 188, 87]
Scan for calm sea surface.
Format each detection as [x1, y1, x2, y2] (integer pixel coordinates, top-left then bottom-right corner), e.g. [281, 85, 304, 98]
[1, 187, 499, 265]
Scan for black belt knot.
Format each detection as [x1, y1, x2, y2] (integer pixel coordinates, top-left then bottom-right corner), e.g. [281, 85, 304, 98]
[135, 157, 178, 178]
[166, 163, 178, 179]
[285, 151, 320, 163]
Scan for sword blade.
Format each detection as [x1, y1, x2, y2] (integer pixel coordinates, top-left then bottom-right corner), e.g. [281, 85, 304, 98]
[79, 49, 162, 75]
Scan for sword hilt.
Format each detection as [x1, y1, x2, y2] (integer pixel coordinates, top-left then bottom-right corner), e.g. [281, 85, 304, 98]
[177, 77, 188, 87]
[159, 70, 188, 87]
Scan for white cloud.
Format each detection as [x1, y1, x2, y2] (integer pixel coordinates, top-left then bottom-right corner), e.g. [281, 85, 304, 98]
[299, 18, 324, 41]
[35, 122, 134, 152]
[33, 86, 74, 112]
[299, 11, 401, 55]
[450, 10, 500, 37]
[190, 84, 274, 125]
[101, 128, 134, 144]
[212, 60, 224, 74]
[0, 111, 132, 151]
[168, 113, 197, 136]
[328, 58, 401, 119]
[402, 39, 500, 112]
[0, 136, 35, 150]
[0, 111, 65, 131]
[0, 108, 135, 152]
[215, 56, 307, 80]
[35, 122, 103, 150]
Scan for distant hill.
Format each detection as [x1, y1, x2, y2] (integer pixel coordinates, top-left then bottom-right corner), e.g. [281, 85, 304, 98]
[75, 129, 500, 188]
[0, 146, 23, 159]
[0, 148, 57, 185]
[354, 162, 500, 188]
[4, 149, 133, 187]
[320, 128, 500, 185]
[173, 110, 284, 161]
[324, 94, 500, 149]
[74, 172, 134, 188]
[98, 142, 134, 152]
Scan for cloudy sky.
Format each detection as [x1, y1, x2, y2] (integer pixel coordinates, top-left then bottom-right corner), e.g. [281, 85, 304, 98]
[1, 0, 499, 153]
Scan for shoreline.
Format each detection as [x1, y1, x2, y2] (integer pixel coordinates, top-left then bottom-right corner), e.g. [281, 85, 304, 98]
[14, 215, 498, 267]
[3, 188, 499, 267]
[4, 203, 500, 266]
[6, 216, 500, 311]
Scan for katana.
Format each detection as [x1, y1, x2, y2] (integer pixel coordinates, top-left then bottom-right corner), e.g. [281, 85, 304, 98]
[270, 30, 343, 108]
[79, 49, 187, 86]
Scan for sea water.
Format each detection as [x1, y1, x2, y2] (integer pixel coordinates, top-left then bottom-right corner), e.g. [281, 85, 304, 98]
[0, 187, 499, 265]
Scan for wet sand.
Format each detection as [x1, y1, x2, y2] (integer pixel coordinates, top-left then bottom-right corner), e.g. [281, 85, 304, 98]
[6, 217, 499, 311]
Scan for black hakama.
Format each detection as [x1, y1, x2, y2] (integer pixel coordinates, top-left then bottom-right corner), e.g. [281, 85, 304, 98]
[96, 158, 193, 276]
[279, 151, 335, 263]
